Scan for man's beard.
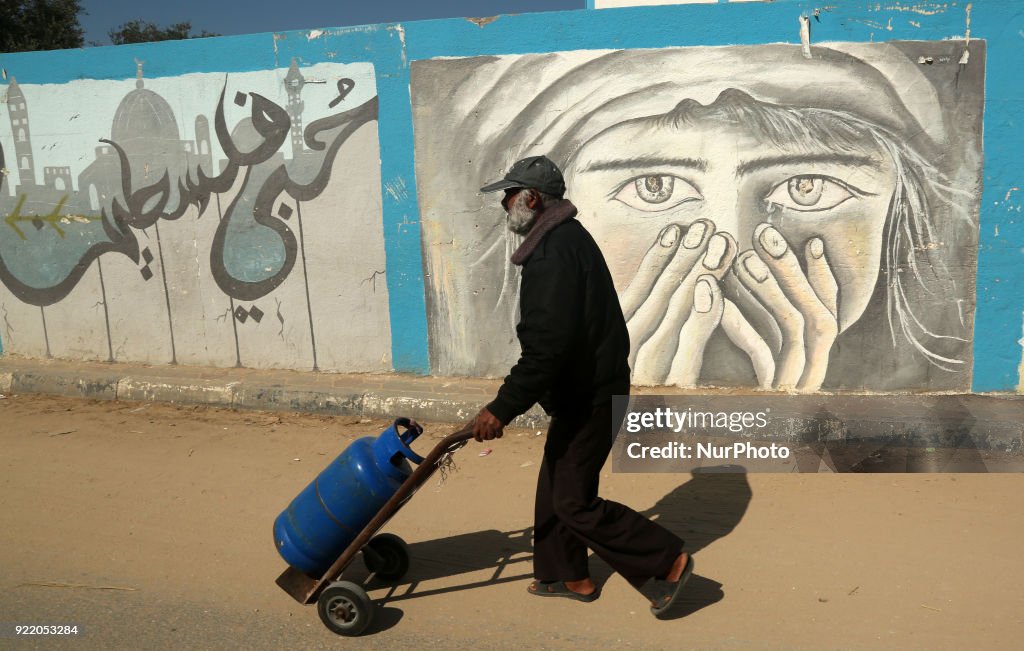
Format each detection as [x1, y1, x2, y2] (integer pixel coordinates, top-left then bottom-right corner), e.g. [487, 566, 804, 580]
[506, 191, 539, 235]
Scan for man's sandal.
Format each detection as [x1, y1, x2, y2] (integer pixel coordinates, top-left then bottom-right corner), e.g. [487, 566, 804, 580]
[650, 554, 695, 619]
[527, 580, 601, 603]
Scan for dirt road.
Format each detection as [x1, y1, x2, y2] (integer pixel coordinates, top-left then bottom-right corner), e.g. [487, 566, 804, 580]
[1, 393, 1021, 649]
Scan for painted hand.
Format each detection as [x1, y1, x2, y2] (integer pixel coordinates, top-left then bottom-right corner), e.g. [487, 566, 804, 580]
[729, 224, 840, 392]
[620, 220, 738, 386]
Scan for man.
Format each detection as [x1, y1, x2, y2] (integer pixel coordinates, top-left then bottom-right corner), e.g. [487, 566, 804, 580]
[470, 155, 694, 618]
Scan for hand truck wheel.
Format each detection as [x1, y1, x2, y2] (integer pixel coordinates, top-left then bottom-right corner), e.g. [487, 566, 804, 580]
[363, 533, 410, 582]
[317, 580, 374, 636]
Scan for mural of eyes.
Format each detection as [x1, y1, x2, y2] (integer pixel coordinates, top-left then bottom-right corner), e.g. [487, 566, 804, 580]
[613, 174, 702, 212]
[765, 175, 861, 212]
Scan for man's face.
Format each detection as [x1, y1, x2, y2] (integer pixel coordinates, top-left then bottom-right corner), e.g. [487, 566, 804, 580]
[568, 116, 896, 332]
[504, 187, 539, 235]
[501, 187, 524, 213]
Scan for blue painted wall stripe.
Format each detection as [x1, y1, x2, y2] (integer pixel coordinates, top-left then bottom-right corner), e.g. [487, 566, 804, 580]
[0, 31, 280, 82]
[373, 30, 433, 373]
[965, 5, 1024, 392]
[270, 25, 431, 374]
[402, 2, 958, 58]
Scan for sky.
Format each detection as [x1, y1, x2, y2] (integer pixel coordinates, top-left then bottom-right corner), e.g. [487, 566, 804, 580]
[80, 0, 586, 46]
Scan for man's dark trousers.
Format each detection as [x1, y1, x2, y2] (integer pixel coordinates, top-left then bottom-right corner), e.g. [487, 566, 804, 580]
[533, 400, 684, 589]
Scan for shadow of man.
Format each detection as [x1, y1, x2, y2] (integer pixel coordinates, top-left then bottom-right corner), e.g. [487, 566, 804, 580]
[358, 465, 751, 628]
[587, 466, 753, 618]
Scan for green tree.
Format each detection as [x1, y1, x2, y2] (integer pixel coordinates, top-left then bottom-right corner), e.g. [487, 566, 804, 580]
[107, 20, 219, 45]
[0, 0, 85, 53]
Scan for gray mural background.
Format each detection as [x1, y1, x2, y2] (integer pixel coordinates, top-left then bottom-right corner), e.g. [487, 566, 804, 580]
[411, 41, 984, 392]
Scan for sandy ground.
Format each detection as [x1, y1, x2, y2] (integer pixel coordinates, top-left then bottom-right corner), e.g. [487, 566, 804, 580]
[1, 392, 1022, 650]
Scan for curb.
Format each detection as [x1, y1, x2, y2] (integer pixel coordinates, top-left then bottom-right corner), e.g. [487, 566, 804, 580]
[1, 359, 550, 428]
[2, 358, 1022, 451]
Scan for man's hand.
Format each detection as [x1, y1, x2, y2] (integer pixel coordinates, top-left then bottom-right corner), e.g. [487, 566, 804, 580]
[471, 407, 505, 442]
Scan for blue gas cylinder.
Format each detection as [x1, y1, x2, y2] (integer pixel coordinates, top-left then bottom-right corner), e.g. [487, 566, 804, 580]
[273, 418, 426, 576]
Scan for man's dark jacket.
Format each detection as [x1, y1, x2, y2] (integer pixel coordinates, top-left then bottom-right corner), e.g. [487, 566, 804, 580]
[486, 201, 631, 424]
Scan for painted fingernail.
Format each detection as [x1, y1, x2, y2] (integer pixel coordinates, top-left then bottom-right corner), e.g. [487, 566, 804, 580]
[694, 277, 714, 313]
[742, 254, 770, 283]
[809, 237, 824, 259]
[682, 221, 707, 249]
[659, 224, 680, 247]
[758, 225, 788, 259]
[702, 234, 728, 270]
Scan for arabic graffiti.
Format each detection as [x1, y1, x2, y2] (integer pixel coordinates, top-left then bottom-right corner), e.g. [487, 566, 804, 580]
[0, 84, 377, 306]
[204, 85, 378, 301]
[0, 60, 392, 372]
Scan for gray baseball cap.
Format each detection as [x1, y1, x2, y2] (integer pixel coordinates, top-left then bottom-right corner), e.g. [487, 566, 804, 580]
[480, 155, 566, 198]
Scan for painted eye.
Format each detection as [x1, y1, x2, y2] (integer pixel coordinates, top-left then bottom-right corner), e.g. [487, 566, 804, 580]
[613, 175, 702, 212]
[636, 175, 673, 203]
[765, 175, 856, 212]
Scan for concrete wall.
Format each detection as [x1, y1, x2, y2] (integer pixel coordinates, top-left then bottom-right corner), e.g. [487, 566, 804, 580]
[1, 0, 1022, 394]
